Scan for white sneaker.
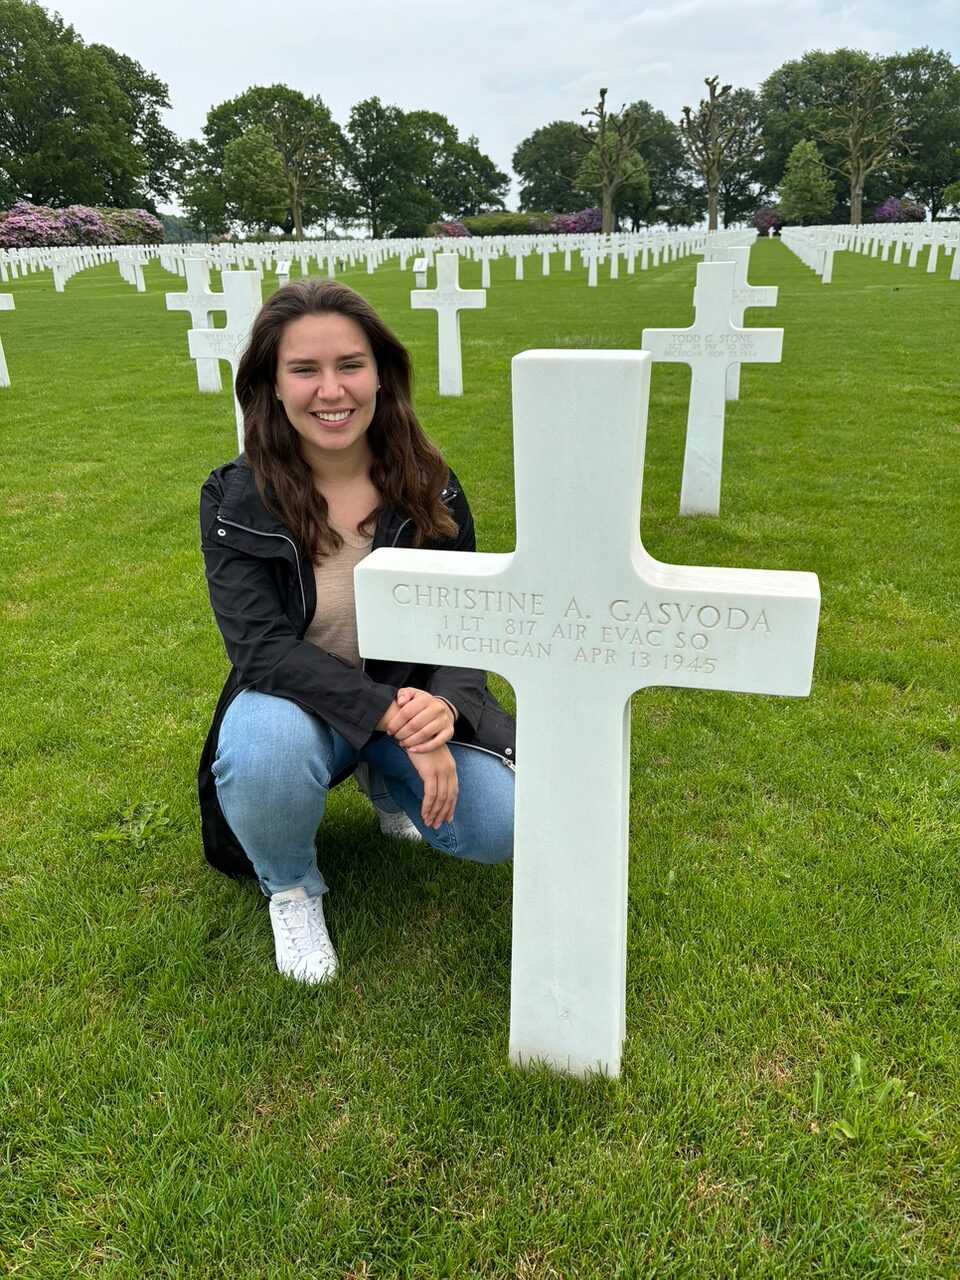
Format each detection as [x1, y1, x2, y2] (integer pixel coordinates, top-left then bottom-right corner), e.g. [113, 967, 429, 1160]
[375, 808, 423, 840]
[354, 763, 423, 841]
[268, 887, 338, 984]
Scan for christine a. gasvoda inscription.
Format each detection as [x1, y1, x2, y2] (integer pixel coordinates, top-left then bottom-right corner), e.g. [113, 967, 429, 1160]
[389, 581, 775, 682]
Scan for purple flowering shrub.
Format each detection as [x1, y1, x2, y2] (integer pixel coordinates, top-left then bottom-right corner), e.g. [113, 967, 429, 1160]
[873, 196, 925, 223]
[460, 208, 602, 236]
[752, 205, 783, 235]
[0, 200, 70, 247]
[549, 208, 602, 234]
[547, 207, 601, 235]
[427, 219, 471, 237]
[0, 201, 164, 248]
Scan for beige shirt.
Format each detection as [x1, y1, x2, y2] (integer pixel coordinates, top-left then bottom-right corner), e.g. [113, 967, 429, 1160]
[304, 525, 373, 666]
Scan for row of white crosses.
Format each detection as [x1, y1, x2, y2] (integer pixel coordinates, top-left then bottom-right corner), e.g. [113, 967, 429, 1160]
[355, 347, 820, 1078]
[780, 223, 960, 284]
[0, 226, 726, 300]
[779, 228, 839, 284]
[1, 231, 814, 1076]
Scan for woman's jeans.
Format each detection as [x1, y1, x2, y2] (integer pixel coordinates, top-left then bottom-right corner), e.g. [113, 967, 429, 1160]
[212, 690, 515, 897]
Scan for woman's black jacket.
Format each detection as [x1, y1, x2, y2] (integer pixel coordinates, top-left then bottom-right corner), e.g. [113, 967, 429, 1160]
[198, 455, 516, 879]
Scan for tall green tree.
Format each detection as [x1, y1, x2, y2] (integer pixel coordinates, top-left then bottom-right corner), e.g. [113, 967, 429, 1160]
[617, 101, 687, 228]
[715, 88, 768, 225]
[679, 76, 761, 230]
[777, 140, 834, 223]
[342, 97, 434, 237]
[197, 85, 344, 238]
[512, 121, 591, 213]
[405, 110, 508, 217]
[176, 139, 228, 239]
[89, 44, 181, 206]
[222, 126, 288, 234]
[0, 0, 172, 208]
[884, 47, 960, 218]
[341, 100, 504, 236]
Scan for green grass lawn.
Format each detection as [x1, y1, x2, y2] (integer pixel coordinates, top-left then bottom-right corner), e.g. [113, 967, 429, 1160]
[1, 240, 958, 1278]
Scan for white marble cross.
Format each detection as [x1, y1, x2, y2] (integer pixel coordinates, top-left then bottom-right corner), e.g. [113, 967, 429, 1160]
[642, 261, 783, 517]
[0, 293, 14, 387]
[702, 244, 778, 400]
[355, 348, 820, 1078]
[410, 252, 486, 396]
[166, 257, 224, 392]
[187, 270, 262, 449]
[581, 244, 602, 287]
[475, 241, 499, 288]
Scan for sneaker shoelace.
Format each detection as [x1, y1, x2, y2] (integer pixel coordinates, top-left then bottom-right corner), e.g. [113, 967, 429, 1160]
[275, 898, 334, 960]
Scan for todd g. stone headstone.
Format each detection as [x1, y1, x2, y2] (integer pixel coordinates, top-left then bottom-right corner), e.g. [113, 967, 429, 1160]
[702, 244, 778, 400]
[410, 252, 485, 396]
[642, 261, 782, 517]
[355, 349, 820, 1078]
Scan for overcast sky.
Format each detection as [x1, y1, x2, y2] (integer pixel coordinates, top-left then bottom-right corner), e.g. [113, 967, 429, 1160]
[45, 0, 960, 210]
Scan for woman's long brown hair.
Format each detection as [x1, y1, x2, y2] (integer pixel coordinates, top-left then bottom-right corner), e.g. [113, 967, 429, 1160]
[236, 278, 457, 559]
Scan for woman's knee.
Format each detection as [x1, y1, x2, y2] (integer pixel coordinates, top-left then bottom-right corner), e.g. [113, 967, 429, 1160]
[214, 691, 340, 795]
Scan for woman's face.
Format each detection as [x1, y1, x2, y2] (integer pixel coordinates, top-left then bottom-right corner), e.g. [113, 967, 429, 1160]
[274, 311, 379, 467]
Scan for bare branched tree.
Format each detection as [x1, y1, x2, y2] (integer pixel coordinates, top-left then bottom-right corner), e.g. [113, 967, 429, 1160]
[578, 88, 648, 233]
[813, 69, 912, 224]
[679, 76, 761, 230]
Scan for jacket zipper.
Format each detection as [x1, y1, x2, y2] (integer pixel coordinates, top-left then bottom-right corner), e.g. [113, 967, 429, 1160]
[457, 742, 516, 770]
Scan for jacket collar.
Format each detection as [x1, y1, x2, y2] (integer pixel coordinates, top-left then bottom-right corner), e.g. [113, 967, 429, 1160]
[217, 454, 411, 547]
[216, 456, 289, 535]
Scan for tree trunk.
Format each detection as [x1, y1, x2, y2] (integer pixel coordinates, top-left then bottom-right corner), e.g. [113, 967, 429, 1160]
[707, 183, 719, 231]
[849, 182, 863, 225]
[601, 186, 615, 234]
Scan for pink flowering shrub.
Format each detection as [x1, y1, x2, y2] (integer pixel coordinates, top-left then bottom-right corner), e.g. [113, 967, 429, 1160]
[0, 201, 164, 248]
[428, 219, 471, 237]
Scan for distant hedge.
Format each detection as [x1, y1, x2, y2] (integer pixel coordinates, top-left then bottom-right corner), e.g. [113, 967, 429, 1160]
[0, 201, 164, 248]
[459, 213, 543, 237]
[457, 209, 602, 237]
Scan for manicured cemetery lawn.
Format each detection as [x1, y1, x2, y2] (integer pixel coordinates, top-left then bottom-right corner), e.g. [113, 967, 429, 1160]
[1, 241, 958, 1277]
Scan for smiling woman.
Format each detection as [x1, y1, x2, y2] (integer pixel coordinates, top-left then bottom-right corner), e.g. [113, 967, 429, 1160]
[197, 278, 516, 988]
[274, 312, 380, 472]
